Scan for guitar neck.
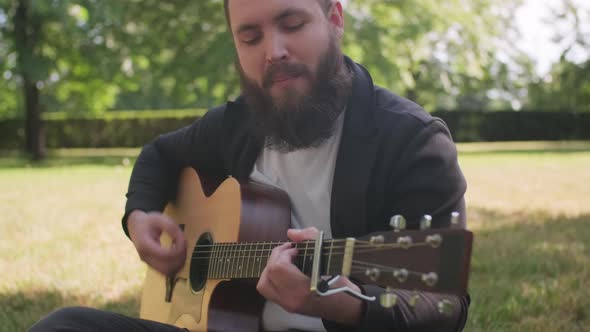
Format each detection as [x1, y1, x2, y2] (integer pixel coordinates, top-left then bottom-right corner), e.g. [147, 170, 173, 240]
[190, 227, 473, 296]
[195, 240, 344, 280]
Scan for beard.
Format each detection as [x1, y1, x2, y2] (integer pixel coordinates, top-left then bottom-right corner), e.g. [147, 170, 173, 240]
[238, 36, 353, 152]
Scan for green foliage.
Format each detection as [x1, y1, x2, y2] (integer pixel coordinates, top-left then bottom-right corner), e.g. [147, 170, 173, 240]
[343, 0, 532, 110]
[525, 1, 590, 112]
[436, 111, 590, 142]
[0, 109, 206, 149]
[527, 59, 590, 112]
[1, 0, 589, 121]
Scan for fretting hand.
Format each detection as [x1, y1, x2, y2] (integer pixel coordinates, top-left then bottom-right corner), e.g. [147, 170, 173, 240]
[256, 227, 363, 325]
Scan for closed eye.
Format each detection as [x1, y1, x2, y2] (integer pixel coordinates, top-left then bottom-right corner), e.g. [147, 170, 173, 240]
[282, 22, 305, 32]
[239, 30, 262, 45]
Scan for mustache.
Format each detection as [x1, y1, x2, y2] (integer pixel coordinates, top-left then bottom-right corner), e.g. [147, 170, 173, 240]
[262, 62, 311, 89]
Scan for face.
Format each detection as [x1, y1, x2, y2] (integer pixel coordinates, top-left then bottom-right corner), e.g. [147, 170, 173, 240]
[228, 0, 344, 103]
[228, 0, 352, 151]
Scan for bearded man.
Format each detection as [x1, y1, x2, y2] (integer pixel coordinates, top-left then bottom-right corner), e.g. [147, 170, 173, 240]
[30, 0, 469, 331]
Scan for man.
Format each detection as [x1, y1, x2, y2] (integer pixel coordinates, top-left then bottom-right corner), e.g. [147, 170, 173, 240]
[30, 0, 469, 331]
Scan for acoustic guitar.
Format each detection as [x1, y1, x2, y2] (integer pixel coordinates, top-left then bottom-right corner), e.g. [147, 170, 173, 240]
[139, 168, 473, 331]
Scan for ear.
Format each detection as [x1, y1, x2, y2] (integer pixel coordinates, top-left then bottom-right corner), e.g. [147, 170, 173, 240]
[328, 1, 345, 40]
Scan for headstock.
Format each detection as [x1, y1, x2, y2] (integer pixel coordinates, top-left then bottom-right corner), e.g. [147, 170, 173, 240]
[348, 214, 473, 297]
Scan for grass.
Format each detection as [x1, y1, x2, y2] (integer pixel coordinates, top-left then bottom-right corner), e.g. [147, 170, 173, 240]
[1, 142, 589, 331]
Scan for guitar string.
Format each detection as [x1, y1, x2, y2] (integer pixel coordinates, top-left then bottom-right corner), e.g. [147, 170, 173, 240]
[194, 241, 442, 278]
[200, 251, 433, 274]
[190, 241, 435, 258]
[204, 264, 431, 280]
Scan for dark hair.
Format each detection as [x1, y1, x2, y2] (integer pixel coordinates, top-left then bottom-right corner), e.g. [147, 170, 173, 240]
[223, 0, 333, 27]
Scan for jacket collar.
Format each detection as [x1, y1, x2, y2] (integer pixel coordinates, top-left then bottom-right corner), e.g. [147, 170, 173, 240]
[342, 56, 378, 140]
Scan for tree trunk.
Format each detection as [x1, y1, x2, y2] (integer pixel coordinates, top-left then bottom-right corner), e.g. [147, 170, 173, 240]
[14, 0, 45, 160]
[23, 81, 44, 159]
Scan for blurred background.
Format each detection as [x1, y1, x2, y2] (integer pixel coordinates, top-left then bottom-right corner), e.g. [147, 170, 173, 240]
[0, 0, 589, 331]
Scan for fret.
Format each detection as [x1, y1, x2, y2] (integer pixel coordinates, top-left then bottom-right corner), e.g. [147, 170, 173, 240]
[249, 242, 255, 278]
[222, 243, 230, 279]
[326, 240, 334, 276]
[302, 241, 309, 275]
[263, 242, 271, 276]
[240, 243, 250, 278]
[215, 244, 222, 279]
[256, 242, 262, 277]
[251, 243, 256, 278]
[244, 243, 250, 278]
[210, 244, 216, 279]
[236, 243, 242, 278]
[228, 244, 239, 279]
[231, 244, 238, 278]
[232, 244, 238, 278]
[217, 243, 223, 279]
[209, 243, 215, 279]
[255, 242, 262, 278]
[258, 242, 266, 276]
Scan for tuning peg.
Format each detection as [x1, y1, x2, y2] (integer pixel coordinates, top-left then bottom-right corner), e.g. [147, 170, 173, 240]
[365, 268, 381, 282]
[451, 211, 460, 225]
[369, 235, 385, 245]
[421, 272, 438, 287]
[420, 215, 432, 230]
[426, 234, 443, 248]
[380, 292, 398, 308]
[437, 299, 454, 316]
[390, 215, 406, 232]
[408, 293, 420, 308]
[397, 236, 413, 249]
[393, 268, 409, 283]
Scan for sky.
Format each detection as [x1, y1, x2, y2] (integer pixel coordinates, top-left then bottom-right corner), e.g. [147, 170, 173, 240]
[516, 0, 590, 75]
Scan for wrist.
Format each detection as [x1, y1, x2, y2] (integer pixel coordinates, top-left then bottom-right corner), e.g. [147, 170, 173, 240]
[315, 279, 363, 325]
[127, 210, 147, 242]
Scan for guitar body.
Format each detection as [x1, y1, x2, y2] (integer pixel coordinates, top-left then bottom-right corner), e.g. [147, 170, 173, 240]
[140, 168, 291, 332]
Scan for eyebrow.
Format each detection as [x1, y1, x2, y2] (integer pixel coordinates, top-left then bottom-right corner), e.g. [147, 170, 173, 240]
[235, 8, 309, 34]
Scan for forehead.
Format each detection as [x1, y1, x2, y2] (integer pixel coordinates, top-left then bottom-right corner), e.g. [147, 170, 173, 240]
[228, 0, 323, 28]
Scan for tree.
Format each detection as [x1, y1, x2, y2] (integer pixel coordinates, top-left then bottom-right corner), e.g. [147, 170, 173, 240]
[0, 1, 232, 159]
[1, 0, 124, 159]
[342, 0, 530, 111]
[526, 0, 590, 111]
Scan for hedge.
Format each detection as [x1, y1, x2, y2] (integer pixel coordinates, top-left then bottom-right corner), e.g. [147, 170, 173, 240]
[1, 110, 589, 150]
[435, 111, 590, 142]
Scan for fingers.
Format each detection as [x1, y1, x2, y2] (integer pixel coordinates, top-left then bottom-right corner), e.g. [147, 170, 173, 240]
[257, 242, 311, 312]
[129, 211, 187, 276]
[287, 227, 320, 242]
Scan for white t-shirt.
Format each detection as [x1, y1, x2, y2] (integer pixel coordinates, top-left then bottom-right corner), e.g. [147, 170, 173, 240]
[249, 112, 345, 332]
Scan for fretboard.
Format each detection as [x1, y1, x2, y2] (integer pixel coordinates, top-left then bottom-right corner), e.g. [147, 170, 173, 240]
[192, 240, 345, 280]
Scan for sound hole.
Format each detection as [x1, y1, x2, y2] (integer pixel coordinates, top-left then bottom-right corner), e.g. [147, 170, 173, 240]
[190, 232, 212, 293]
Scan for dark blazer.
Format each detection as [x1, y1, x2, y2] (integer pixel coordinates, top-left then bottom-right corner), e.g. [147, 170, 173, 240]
[123, 57, 469, 331]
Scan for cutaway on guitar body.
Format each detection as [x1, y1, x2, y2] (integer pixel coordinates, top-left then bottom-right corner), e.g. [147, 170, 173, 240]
[139, 168, 291, 332]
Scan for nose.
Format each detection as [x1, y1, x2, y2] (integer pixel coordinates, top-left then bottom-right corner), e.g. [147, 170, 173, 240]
[265, 31, 289, 64]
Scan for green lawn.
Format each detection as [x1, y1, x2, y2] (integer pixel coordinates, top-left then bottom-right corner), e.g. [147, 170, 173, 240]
[1, 142, 589, 332]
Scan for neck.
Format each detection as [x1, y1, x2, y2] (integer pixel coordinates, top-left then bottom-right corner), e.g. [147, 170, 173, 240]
[193, 240, 346, 280]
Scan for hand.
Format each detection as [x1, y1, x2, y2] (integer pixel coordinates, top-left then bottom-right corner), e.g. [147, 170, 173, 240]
[127, 210, 187, 276]
[256, 227, 321, 315]
[256, 227, 363, 325]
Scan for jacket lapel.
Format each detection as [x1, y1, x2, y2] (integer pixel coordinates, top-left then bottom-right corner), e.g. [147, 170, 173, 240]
[330, 58, 379, 238]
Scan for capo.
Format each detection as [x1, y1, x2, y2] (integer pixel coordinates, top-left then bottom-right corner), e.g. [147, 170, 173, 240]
[309, 231, 376, 303]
